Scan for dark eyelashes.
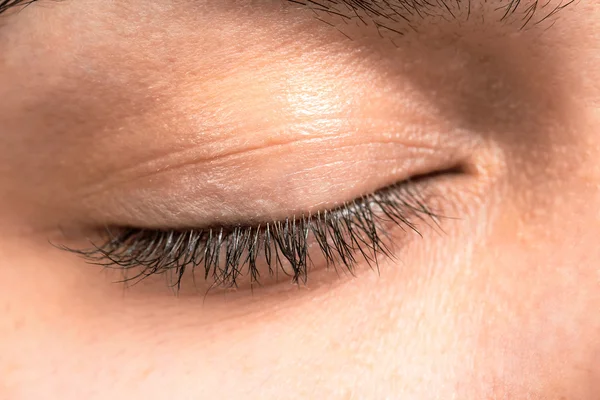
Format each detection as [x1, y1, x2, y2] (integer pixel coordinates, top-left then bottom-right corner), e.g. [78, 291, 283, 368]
[60, 179, 441, 292]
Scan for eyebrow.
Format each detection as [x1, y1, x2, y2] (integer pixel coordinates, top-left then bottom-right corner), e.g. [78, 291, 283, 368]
[287, 0, 575, 32]
[0, 0, 575, 31]
[0, 0, 34, 14]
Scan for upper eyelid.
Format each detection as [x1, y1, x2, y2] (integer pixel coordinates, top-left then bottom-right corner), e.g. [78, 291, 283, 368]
[69, 134, 465, 231]
[78, 135, 446, 200]
[81, 134, 345, 198]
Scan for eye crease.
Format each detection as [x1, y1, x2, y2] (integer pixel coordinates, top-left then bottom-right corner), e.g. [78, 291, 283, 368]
[59, 170, 455, 292]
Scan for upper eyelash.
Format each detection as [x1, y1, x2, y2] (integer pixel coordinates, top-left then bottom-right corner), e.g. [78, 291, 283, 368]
[60, 179, 440, 292]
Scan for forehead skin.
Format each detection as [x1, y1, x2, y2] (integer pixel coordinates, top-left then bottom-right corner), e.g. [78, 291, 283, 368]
[0, 1, 600, 400]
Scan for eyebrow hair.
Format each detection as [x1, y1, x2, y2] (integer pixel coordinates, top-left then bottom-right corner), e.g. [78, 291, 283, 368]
[0, 0, 575, 30]
[0, 0, 34, 14]
[288, 0, 576, 32]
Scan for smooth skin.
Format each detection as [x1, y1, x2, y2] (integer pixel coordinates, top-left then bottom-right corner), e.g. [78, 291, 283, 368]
[1, 1, 599, 399]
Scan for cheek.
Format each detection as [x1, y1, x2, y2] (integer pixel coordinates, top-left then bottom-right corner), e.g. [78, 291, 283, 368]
[453, 187, 600, 397]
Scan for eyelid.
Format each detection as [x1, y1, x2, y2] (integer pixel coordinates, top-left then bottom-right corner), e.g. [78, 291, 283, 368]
[74, 133, 467, 230]
[61, 173, 449, 292]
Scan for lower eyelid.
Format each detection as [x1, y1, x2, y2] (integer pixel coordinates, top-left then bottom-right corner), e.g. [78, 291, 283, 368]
[59, 171, 457, 294]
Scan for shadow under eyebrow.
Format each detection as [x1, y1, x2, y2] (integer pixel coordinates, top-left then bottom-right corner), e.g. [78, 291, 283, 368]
[286, 0, 576, 34]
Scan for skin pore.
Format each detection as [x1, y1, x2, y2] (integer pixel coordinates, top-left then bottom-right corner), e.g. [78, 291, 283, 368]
[1, 0, 599, 398]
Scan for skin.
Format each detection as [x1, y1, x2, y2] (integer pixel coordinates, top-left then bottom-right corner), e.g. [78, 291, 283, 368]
[1, 0, 599, 398]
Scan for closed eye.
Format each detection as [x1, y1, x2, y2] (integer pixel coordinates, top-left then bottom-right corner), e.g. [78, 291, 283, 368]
[59, 167, 462, 293]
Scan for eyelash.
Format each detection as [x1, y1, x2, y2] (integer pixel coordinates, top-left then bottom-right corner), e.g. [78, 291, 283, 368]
[61, 178, 440, 291]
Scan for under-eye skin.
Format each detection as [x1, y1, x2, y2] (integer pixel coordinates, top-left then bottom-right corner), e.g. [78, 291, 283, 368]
[60, 172, 451, 292]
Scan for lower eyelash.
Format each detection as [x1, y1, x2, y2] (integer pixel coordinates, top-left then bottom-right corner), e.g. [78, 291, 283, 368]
[60, 179, 440, 291]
